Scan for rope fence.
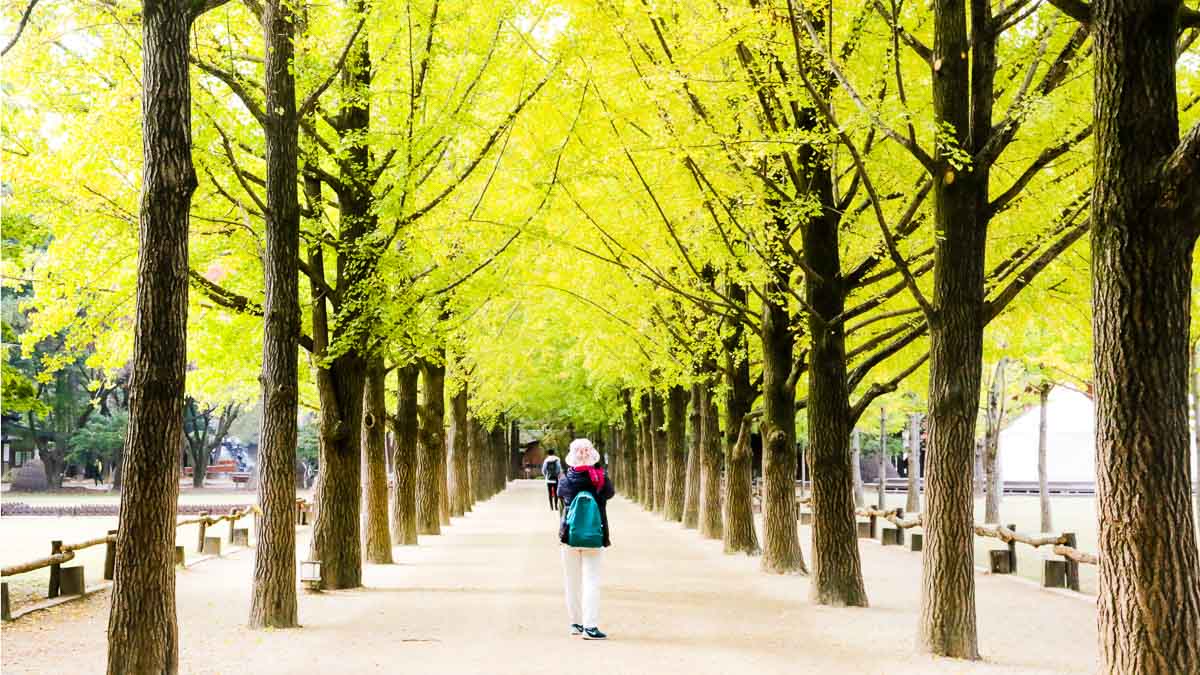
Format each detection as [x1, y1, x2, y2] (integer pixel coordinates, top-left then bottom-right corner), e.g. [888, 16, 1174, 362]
[1, 498, 311, 622]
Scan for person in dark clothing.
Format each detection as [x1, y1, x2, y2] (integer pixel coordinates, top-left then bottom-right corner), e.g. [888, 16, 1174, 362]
[556, 438, 614, 640]
[541, 447, 563, 510]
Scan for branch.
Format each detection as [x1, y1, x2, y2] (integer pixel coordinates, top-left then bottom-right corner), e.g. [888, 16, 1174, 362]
[870, 0, 931, 63]
[1, 0, 39, 58]
[298, 17, 367, 118]
[387, 66, 556, 242]
[787, 0, 934, 320]
[1159, 119, 1200, 230]
[191, 0, 232, 20]
[193, 59, 267, 125]
[849, 352, 930, 423]
[989, 124, 1092, 215]
[792, 0, 935, 171]
[189, 270, 263, 316]
[1049, 0, 1200, 26]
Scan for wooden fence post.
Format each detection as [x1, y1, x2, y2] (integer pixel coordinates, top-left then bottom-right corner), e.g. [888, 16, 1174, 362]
[48, 540, 62, 598]
[103, 530, 117, 581]
[1063, 532, 1080, 591]
[196, 512, 209, 553]
[1007, 523, 1018, 572]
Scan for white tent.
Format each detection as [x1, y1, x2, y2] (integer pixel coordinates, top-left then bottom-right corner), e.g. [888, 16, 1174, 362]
[997, 386, 1200, 484]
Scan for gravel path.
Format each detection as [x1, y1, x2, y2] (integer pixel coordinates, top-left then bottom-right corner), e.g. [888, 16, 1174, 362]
[0, 480, 1096, 674]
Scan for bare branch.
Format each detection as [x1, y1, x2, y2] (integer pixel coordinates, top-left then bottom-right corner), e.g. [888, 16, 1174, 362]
[1, 0, 39, 58]
[298, 17, 367, 118]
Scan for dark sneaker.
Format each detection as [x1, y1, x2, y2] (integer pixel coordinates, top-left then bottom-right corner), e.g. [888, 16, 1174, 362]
[569, 624, 584, 636]
[582, 627, 607, 640]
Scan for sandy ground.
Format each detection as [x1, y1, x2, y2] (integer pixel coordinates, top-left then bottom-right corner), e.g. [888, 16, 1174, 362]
[0, 480, 1096, 674]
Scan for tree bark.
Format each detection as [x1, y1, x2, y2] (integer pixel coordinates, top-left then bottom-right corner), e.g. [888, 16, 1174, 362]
[448, 380, 471, 517]
[983, 358, 1008, 523]
[917, 0, 988, 659]
[309, 352, 365, 589]
[469, 416, 486, 503]
[1091, 1, 1200, 668]
[803, 167, 864, 601]
[391, 364, 419, 545]
[699, 377, 723, 539]
[1037, 385, 1052, 533]
[877, 407, 887, 510]
[851, 429, 865, 509]
[906, 414, 922, 514]
[722, 282, 758, 556]
[416, 360, 445, 535]
[651, 389, 668, 514]
[106, 1, 193, 669]
[761, 239, 806, 574]
[508, 419, 520, 482]
[682, 383, 703, 529]
[638, 394, 651, 507]
[621, 390, 637, 503]
[1193, 344, 1200, 541]
[249, 0, 300, 626]
[664, 384, 688, 522]
[360, 358, 391, 564]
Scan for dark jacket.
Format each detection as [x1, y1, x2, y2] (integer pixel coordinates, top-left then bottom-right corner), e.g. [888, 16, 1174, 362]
[557, 468, 615, 547]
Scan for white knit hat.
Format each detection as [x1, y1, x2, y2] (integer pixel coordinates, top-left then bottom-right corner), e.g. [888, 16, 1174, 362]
[565, 438, 600, 467]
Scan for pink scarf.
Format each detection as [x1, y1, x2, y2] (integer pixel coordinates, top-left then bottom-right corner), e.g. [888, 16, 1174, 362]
[578, 466, 605, 492]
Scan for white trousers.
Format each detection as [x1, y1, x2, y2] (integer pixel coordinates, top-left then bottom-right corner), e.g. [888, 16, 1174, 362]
[560, 546, 603, 628]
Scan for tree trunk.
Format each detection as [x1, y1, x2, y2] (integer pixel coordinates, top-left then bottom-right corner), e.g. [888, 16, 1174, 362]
[983, 358, 1008, 523]
[307, 1, 380, 590]
[448, 381, 471, 516]
[724, 416, 760, 556]
[416, 360, 445, 535]
[508, 419, 520, 482]
[191, 443, 207, 488]
[698, 375, 723, 539]
[309, 354, 365, 589]
[803, 173, 865, 599]
[249, 0, 300, 626]
[106, 1, 192, 669]
[637, 396, 651, 507]
[851, 429, 865, 509]
[469, 416, 486, 503]
[906, 414, 922, 514]
[1193, 344, 1200, 541]
[877, 407, 887, 510]
[722, 282, 758, 556]
[360, 358, 391, 564]
[651, 389, 668, 514]
[492, 419, 507, 494]
[916, 0, 988, 659]
[1091, 2, 1200, 668]
[621, 390, 637, 502]
[761, 250, 806, 574]
[682, 384, 702, 529]
[1037, 385, 1052, 533]
[664, 384, 688, 522]
[390, 364, 419, 545]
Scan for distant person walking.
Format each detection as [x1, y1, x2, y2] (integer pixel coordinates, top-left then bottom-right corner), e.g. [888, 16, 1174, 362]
[557, 438, 614, 640]
[542, 449, 563, 510]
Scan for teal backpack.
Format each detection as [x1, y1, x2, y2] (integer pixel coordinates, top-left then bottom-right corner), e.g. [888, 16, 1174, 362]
[565, 492, 604, 548]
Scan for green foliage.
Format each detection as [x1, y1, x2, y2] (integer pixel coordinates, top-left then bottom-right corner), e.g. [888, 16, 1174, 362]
[297, 422, 320, 465]
[67, 411, 128, 467]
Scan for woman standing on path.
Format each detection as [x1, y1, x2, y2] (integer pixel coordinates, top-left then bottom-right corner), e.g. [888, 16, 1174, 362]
[557, 438, 614, 640]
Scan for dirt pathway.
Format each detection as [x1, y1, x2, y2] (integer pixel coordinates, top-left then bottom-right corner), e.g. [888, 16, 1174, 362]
[0, 480, 1095, 674]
